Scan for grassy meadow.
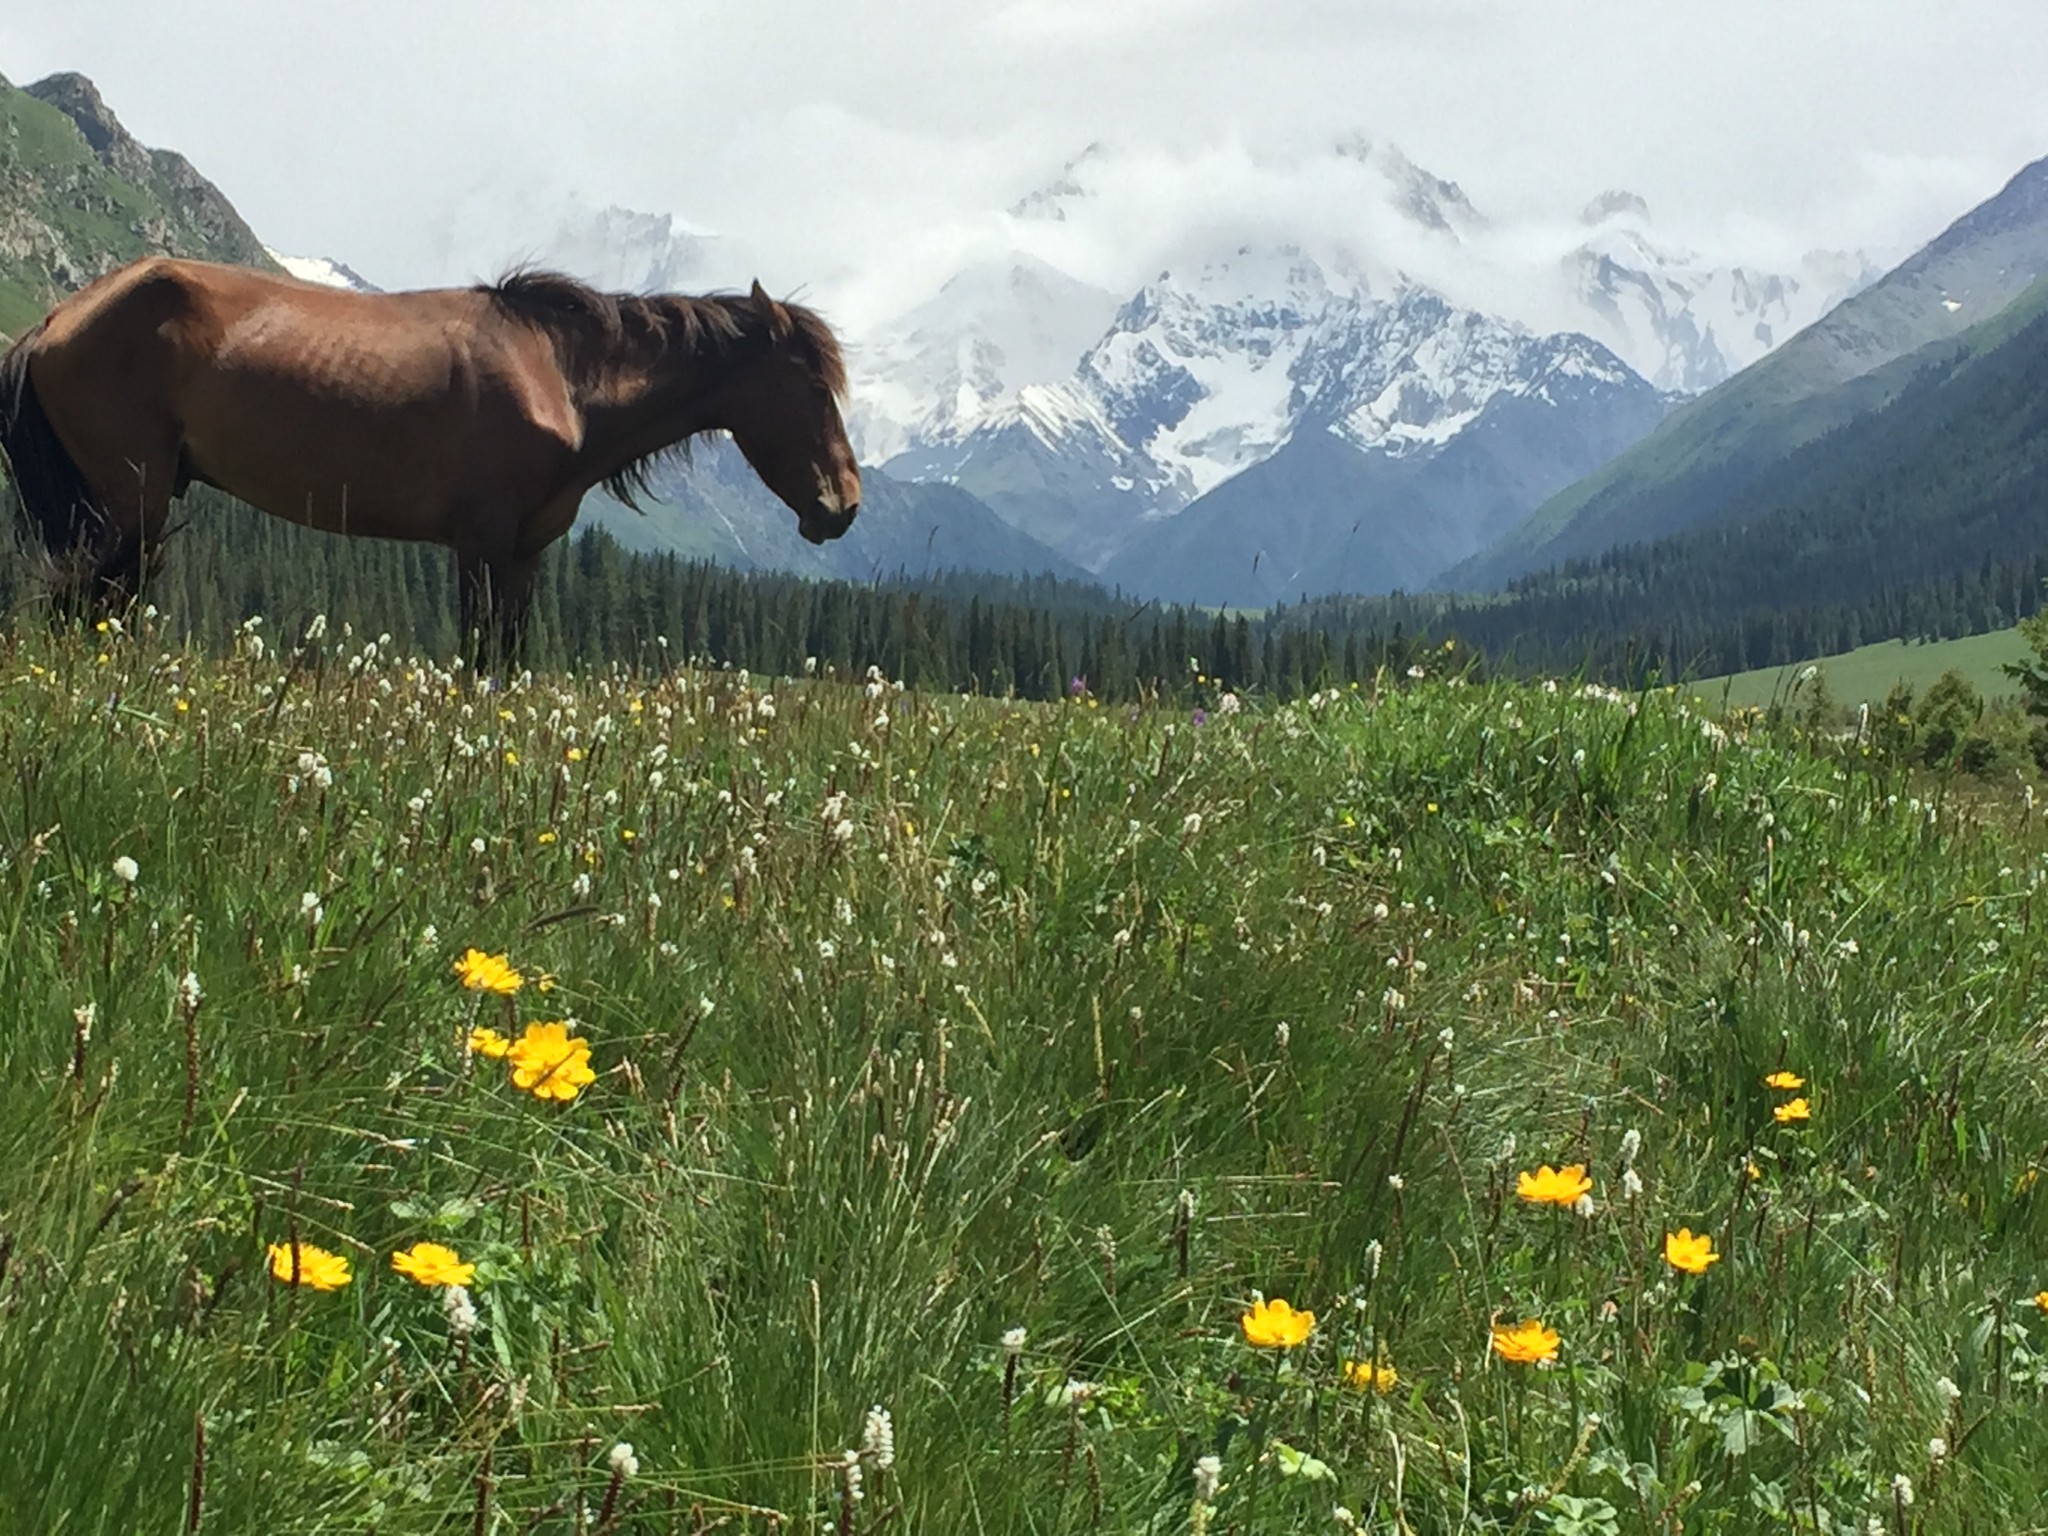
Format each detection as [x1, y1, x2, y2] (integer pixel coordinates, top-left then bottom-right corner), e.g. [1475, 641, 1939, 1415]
[1697, 630, 2033, 714]
[2, 618, 2047, 1534]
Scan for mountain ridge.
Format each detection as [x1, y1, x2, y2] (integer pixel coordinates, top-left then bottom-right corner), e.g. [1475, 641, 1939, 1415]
[0, 69, 276, 336]
[1453, 153, 2048, 589]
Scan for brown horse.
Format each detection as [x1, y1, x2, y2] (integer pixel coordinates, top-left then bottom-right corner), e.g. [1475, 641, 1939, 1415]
[0, 257, 859, 651]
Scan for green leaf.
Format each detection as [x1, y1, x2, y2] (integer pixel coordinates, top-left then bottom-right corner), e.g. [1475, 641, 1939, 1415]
[1271, 1440, 1334, 1481]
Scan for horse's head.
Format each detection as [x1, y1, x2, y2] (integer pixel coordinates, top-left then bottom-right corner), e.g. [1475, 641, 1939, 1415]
[720, 283, 860, 545]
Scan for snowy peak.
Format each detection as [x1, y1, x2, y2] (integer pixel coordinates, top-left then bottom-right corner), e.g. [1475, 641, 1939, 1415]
[1564, 199, 1874, 391]
[533, 204, 716, 293]
[1008, 142, 1111, 223]
[1334, 134, 1487, 237]
[845, 253, 1120, 461]
[1580, 190, 1652, 228]
[265, 248, 378, 291]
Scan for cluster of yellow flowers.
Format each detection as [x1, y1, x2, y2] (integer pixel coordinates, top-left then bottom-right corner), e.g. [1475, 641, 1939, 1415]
[1765, 1069, 1811, 1124]
[454, 949, 597, 1102]
[268, 1239, 475, 1293]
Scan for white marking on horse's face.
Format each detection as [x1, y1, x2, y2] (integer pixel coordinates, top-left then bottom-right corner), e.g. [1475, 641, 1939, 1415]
[813, 469, 844, 516]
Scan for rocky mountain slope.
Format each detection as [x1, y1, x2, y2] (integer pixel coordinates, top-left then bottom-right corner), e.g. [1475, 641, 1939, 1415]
[0, 70, 274, 336]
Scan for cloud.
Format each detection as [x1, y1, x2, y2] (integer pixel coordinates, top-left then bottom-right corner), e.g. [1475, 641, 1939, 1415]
[2, 0, 2043, 333]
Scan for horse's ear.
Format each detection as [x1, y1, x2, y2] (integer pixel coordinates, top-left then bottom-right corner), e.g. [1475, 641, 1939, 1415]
[750, 279, 794, 343]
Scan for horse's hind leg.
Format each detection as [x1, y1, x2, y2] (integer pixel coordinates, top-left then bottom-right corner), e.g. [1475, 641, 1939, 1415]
[77, 469, 173, 618]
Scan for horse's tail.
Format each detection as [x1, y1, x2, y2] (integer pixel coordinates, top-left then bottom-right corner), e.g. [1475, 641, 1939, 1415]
[0, 329, 103, 558]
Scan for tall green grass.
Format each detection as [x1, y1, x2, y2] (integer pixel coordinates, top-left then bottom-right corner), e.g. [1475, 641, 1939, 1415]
[0, 621, 2044, 1533]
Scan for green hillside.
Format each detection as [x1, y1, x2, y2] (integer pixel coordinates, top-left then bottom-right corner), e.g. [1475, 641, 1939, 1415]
[1453, 156, 2048, 589]
[1697, 628, 2031, 711]
[1274, 275, 2048, 687]
[0, 70, 274, 337]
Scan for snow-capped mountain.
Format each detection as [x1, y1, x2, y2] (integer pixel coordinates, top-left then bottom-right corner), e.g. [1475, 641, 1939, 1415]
[264, 248, 378, 291]
[882, 239, 1664, 577]
[850, 138, 1874, 589]
[527, 205, 718, 294]
[845, 254, 1120, 464]
[1563, 195, 1875, 392]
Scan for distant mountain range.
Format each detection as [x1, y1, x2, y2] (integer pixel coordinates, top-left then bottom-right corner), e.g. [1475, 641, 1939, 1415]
[12, 61, 2048, 635]
[1453, 153, 2048, 590]
[1328, 268, 2048, 683]
[842, 138, 1879, 602]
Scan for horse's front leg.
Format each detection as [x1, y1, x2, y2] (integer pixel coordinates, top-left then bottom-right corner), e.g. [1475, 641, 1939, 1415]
[455, 546, 540, 673]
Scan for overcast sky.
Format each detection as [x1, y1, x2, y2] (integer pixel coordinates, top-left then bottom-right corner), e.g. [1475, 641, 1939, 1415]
[4, 0, 2046, 330]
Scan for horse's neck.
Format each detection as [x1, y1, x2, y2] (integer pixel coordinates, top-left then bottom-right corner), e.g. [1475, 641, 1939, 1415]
[576, 341, 728, 471]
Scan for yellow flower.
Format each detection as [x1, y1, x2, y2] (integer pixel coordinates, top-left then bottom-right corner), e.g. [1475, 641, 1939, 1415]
[1240, 1296, 1315, 1349]
[506, 1021, 597, 1102]
[175, 697, 190, 714]
[1774, 1097, 1812, 1124]
[391, 1241, 476, 1288]
[1663, 1228, 1721, 1275]
[467, 1027, 511, 1058]
[452, 948, 523, 995]
[267, 1241, 352, 1291]
[2035, 1291, 2048, 1314]
[1342, 1359, 1398, 1394]
[565, 747, 585, 763]
[1516, 1164, 1593, 1207]
[537, 830, 558, 846]
[1491, 1318, 1560, 1365]
[503, 750, 519, 766]
[620, 829, 637, 844]
[1763, 1070, 1805, 1091]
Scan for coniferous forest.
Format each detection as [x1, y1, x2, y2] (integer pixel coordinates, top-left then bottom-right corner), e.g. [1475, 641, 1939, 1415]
[0, 490, 1431, 701]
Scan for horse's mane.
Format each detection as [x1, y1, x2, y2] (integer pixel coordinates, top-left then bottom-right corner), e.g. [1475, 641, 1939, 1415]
[481, 269, 848, 509]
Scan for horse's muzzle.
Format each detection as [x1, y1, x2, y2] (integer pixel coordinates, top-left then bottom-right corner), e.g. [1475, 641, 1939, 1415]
[799, 502, 858, 544]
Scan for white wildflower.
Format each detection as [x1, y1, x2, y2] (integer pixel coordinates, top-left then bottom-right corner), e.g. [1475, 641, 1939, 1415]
[1620, 1128, 1642, 1168]
[861, 1405, 896, 1470]
[442, 1284, 478, 1336]
[608, 1441, 639, 1479]
[177, 971, 203, 1011]
[1182, 811, 1203, 837]
[1622, 1168, 1644, 1201]
[1573, 1194, 1595, 1217]
[1001, 1327, 1027, 1355]
[1193, 1454, 1222, 1502]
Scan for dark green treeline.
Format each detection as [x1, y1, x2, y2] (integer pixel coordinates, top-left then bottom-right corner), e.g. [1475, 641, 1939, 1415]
[0, 492, 1427, 702]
